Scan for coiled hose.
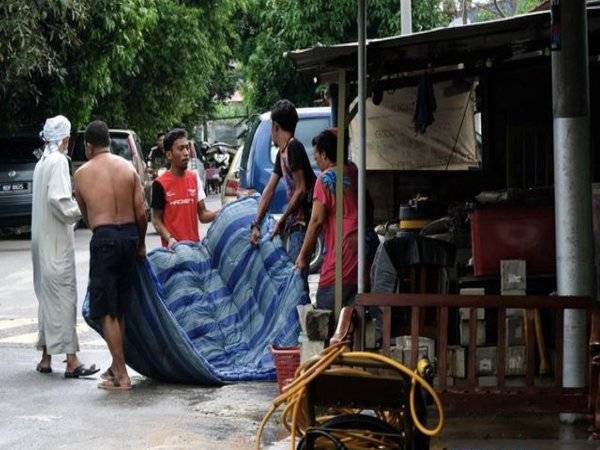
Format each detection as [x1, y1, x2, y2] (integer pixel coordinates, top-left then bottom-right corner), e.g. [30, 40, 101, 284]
[255, 343, 444, 449]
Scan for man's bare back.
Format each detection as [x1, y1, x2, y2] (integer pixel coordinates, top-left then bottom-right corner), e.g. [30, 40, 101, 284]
[75, 153, 145, 230]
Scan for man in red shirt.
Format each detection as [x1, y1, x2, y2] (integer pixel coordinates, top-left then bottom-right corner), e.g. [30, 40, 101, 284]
[295, 129, 359, 309]
[151, 128, 217, 248]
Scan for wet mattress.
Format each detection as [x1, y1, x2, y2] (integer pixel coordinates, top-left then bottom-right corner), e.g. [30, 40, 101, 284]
[83, 195, 308, 384]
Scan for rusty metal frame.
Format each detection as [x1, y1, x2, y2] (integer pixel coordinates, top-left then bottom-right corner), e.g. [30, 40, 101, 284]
[351, 293, 595, 415]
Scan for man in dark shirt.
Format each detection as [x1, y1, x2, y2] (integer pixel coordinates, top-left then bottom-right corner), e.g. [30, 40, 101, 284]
[250, 99, 316, 263]
[148, 132, 167, 178]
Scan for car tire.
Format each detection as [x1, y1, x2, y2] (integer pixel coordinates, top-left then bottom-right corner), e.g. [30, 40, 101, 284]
[309, 234, 324, 274]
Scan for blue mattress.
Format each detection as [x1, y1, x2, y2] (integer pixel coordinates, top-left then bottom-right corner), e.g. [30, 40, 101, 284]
[83, 195, 308, 384]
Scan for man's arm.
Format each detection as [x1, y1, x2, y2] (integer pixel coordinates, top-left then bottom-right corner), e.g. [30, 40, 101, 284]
[150, 179, 176, 248]
[250, 172, 280, 245]
[255, 172, 279, 225]
[152, 208, 177, 248]
[48, 156, 82, 225]
[196, 171, 218, 224]
[295, 199, 327, 272]
[273, 168, 306, 237]
[132, 172, 148, 257]
[197, 200, 217, 223]
[73, 170, 88, 226]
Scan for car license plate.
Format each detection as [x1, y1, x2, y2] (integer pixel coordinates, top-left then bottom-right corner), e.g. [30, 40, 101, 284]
[0, 182, 27, 193]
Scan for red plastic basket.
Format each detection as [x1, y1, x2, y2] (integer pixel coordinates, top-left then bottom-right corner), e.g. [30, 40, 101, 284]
[270, 346, 300, 393]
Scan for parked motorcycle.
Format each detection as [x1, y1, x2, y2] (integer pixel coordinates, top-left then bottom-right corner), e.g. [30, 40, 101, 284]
[202, 142, 237, 195]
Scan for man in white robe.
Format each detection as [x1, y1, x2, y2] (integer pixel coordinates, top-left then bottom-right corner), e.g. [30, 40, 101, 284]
[32, 115, 99, 377]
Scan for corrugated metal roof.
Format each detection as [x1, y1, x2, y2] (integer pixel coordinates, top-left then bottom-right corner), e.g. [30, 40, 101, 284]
[287, 8, 600, 78]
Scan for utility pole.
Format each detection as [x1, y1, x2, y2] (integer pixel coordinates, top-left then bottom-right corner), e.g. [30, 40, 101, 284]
[551, 0, 593, 423]
[357, 0, 367, 294]
[401, 0, 412, 35]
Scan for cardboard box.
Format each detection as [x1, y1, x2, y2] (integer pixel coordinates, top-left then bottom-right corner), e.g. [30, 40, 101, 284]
[506, 346, 527, 376]
[447, 345, 466, 378]
[460, 320, 486, 346]
[395, 336, 435, 358]
[459, 288, 485, 321]
[395, 336, 435, 367]
[403, 346, 430, 366]
[478, 376, 498, 387]
[501, 260, 527, 293]
[506, 315, 525, 346]
[389, 346, 404, 364]
[460, 288, 485, 296]
[459, 308, 485, 321]
[476, 346, 497, 375]
[365, 318, 376, 349]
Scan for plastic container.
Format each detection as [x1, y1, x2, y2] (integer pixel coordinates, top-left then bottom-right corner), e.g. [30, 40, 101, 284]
[270, 346, 300, 393]
[470, 206, 555, 276]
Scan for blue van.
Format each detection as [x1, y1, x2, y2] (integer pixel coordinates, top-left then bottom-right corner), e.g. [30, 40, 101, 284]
[239, 107, 331, 272]
[239, 107, 332, 212]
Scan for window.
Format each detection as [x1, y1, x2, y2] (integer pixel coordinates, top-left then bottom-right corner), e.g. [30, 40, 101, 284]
[0, 137, 44, 163]
[70, 132, 133, 162]
[110, 135, 132, 160]
[70, 133, 87, 162]
[269, 117, 330, 168]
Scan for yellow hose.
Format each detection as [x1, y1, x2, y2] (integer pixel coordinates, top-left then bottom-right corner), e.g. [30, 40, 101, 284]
[255, 344, 445, 449]
[346, 351, 445, 437]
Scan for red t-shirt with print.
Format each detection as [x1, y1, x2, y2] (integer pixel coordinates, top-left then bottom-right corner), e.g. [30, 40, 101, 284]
[151, 170, 206, 246]
[313, 162, 359, 287]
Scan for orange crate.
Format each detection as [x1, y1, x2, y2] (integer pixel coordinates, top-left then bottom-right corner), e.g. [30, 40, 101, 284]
[271, 346, 300, 393]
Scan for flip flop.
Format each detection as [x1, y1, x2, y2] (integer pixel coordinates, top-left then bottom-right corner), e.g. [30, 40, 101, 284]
[64, 364, 100, 378]
[100, 368, 115, 381]
[97, 379, 132, 391]
[36, 363, 52, 374]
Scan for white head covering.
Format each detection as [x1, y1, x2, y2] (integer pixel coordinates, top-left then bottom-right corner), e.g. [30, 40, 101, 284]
[40, 115, 71, 156]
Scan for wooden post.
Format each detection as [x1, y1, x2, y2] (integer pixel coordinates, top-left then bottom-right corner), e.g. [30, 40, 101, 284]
[334, 69, 346, 322]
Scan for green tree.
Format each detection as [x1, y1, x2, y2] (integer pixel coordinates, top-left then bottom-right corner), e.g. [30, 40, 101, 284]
[0, 0, 88, 131]
[0, 0, 239, 143]
[238, 0, 451, 113]
[92, 0, 239, 142]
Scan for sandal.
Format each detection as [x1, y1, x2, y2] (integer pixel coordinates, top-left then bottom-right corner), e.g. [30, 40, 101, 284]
[64, 364, 100, 378]
[97, 379, 132, 391]
[100, 368, 115, 381]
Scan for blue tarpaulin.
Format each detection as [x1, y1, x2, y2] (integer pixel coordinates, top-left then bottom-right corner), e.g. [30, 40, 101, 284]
[83, 196, 308, 384]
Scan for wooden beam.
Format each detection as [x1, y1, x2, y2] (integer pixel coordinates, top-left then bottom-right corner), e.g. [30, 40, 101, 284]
[356, 293, 593, 309]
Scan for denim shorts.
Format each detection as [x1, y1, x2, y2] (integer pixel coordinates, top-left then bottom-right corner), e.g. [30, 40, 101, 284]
[315, 284, 358, 311]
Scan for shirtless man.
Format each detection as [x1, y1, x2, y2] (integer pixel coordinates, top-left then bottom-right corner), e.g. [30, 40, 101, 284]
[74, 120, 147, 391]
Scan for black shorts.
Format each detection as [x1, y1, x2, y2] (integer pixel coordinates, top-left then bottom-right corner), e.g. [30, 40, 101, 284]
[89, 223, 139, 320]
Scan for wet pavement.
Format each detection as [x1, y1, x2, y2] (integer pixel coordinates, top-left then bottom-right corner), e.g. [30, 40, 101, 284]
[0, 195, 299, 449]
[0, 346, 285, 449]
